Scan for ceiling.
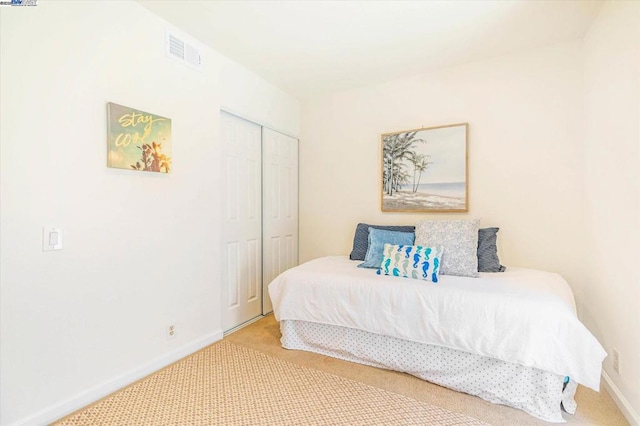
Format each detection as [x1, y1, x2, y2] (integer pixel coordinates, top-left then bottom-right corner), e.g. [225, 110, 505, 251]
[138, 0, 603, 100]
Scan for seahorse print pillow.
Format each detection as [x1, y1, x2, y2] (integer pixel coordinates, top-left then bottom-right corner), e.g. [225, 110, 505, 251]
[377, 244, 444, 283]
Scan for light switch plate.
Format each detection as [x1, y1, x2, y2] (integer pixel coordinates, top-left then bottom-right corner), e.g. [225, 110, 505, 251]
[43, 226, 63, 251]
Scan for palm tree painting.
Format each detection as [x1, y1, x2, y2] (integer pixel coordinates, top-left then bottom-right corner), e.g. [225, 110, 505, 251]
[381, 123, 468, 212]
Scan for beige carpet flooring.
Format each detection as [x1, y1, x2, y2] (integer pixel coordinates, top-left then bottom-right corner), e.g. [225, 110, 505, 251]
[226, 316, 629, 426]
[53, 339, 489, 426]
[54, 315, 629, 425]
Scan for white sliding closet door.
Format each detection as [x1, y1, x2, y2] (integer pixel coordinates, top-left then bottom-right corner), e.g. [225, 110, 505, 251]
[262, 128, 299, 314]
[220, 112, 262, 331]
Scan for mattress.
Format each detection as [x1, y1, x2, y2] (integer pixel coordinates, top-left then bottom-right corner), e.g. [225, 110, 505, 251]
[269, 256, 606, 391]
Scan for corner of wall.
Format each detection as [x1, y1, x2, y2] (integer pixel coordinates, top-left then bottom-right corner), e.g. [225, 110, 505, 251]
[602, 372, 640, 426]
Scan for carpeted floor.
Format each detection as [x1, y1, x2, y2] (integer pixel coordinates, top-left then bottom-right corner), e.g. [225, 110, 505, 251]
[226, 316, 629, 426]
[54, 339, 488, 426]
[54, 315, 629, 426]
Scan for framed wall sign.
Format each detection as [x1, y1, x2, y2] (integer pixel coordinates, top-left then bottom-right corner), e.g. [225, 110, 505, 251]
[107, 102, 172, 173]
[381, 123, 468, 212]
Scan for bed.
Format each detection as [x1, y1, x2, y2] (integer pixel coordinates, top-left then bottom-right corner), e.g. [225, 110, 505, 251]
[269, 256, 607, 423]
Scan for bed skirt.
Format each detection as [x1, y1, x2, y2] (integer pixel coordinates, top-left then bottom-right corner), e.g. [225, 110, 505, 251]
[280, 320, 578, 423]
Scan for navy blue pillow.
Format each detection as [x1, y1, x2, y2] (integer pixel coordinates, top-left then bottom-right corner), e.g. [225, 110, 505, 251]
[349, 223, 415, 261]
[477, 227, 506, 272]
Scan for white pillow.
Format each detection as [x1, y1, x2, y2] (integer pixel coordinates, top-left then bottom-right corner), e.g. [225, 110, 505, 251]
[415, 219, 480, 278]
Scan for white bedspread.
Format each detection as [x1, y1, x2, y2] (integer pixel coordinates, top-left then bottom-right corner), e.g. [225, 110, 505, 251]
[269, 256, 606, 391]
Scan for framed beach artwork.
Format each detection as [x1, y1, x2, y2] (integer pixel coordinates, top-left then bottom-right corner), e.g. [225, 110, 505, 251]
[381, 123, 468, 212]
[107, 102, 172, 173]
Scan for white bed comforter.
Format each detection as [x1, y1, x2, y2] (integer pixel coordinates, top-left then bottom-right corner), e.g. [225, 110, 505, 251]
[269, 256, 606, 391]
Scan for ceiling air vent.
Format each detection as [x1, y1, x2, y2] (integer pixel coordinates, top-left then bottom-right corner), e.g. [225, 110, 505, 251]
[166, 31, 202, 71]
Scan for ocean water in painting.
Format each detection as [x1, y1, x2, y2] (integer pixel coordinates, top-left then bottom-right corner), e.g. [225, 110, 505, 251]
[399, 182, 465, 198]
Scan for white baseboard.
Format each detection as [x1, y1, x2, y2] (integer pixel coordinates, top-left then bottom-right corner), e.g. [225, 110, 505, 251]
[602, 371, 640, 426]
[10, 330, 223, 426]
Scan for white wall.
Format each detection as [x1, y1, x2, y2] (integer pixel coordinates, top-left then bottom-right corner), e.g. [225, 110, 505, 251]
[583, 1, 640, 421]
[300, 41, 588, 289]
[0, 2, 299, 425]
[299, 5, 640, 421]
[220, 56, 301, 137]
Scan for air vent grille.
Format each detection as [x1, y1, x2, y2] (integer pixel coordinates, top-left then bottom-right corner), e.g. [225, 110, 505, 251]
[166, 31, 202, 71]
[168, 34, 185, 59]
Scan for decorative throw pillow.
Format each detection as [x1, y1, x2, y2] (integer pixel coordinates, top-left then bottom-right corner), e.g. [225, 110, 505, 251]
[349, 223, 415, 261]
[358, 228, 415, 269]
[415, 219, 480, 278]
[377, 244, 444, 283]
[477, 227, 506, 273]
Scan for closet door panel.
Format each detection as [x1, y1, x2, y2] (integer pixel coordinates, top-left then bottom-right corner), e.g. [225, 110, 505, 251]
[220, 112, 262, 331]
[262, 128, 299, 314]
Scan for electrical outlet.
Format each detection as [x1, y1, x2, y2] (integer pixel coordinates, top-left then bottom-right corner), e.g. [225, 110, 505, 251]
[612, 348, 620, 374]
[166, 324, 176, 340]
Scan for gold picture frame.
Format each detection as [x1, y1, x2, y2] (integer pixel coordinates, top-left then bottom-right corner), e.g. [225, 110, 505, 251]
[381, 122, 468, 212]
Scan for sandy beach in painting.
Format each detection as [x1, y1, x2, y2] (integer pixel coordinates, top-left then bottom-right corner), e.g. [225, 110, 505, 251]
[383, 190, 465, 210]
